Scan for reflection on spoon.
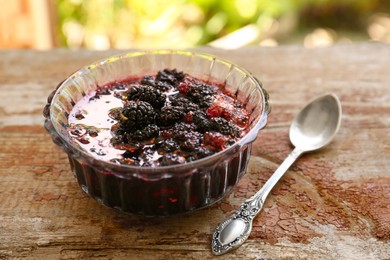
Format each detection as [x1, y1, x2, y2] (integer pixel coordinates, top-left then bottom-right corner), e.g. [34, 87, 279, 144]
[211, 93, 342, 255]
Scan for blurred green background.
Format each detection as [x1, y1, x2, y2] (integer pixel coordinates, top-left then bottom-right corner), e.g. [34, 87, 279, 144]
[7, 0, 390, 49]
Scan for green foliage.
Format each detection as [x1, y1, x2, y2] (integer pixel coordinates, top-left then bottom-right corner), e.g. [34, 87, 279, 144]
[55, 0, 383, 48]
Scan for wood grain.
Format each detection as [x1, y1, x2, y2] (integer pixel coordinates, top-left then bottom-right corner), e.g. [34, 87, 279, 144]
[1, 44, 389, 259]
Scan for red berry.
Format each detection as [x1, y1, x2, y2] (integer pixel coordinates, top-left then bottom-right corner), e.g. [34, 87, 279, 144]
[178, 82, 189, 94]
[183, 112, 193, 123]
[234, 115, 249, 128]
[203, 132, 228, 149]
[206, 105, 222, 117]
[221, 110, 232, 120]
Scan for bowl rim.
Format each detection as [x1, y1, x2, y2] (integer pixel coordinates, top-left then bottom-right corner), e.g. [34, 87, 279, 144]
[49, 49, 270, 173]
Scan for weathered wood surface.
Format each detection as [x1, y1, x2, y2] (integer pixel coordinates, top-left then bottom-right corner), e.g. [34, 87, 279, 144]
[1, 44, 389, 259]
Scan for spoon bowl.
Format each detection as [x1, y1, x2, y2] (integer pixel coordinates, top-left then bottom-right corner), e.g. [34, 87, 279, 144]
[290, 94, 342, 152]
[212, 93, 342, 255]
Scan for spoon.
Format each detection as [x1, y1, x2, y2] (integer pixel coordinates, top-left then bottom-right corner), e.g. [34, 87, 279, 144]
[211, 93, 342, 255]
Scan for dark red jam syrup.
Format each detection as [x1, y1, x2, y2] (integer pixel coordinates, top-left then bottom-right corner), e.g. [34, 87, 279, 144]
[68, 69, 250, 167]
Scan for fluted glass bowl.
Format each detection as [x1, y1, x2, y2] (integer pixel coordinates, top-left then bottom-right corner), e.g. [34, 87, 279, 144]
[43, 50, 270, 216]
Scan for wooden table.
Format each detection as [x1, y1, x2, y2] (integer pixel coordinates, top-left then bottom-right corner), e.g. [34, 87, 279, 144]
[1, 44, 389, 259]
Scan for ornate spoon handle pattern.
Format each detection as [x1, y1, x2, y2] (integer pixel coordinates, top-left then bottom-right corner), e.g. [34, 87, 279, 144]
[212, 148, 303, 255]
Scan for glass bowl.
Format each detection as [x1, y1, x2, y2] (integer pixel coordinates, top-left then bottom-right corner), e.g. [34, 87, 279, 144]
[43, 50, 270, 216]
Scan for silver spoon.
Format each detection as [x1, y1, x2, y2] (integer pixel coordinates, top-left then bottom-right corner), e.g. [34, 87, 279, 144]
[211, 93, 342, 255]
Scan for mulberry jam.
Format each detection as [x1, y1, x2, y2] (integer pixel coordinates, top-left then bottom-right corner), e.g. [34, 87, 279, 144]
[68, 69, 250, 167]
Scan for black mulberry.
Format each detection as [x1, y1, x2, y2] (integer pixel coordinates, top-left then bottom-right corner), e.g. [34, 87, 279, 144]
[172, 122, 197, 132]
[180, 138, 201, 152]
[120, 100, 155, 130]
[141, 75, 172, 92]
[194, 147, 215, 159]
[211, 117, 241, 137]
[186, 81, 216, 108]
[158, 106, 185, 126]
[140, 75, 155, 86]
[192, 111, 212, 132]
[157, 138, 179, 153]
[174, 129, 202, 142]
[160, 122, 196, 139]
[170, 96, 199, 112]
[158, 153, 186, 166]
[127, 124, 160, 141]
[127, 84, 166, 109]
[156, 69, 185, 86]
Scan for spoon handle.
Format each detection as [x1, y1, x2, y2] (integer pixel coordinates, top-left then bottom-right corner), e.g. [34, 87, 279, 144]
[211, 147, 303, 255]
